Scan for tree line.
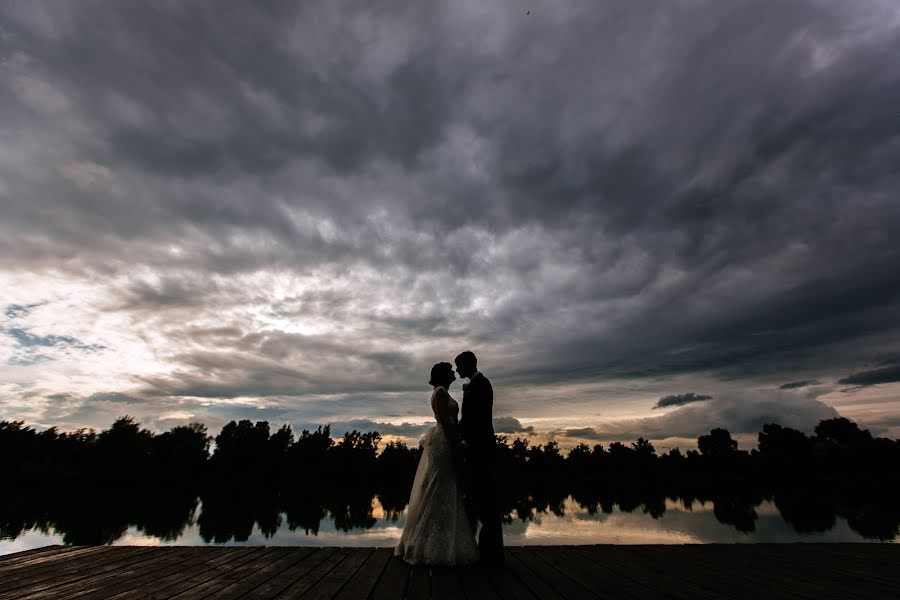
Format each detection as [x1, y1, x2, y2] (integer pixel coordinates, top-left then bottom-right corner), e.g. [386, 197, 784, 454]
[2, 415, 898, 491]
[1, 416, 898, 544]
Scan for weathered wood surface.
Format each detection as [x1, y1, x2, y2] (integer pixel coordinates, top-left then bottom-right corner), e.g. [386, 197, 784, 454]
[0, 544, 896, 599]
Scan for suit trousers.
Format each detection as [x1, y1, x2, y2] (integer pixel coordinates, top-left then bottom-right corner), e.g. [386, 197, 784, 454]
[465, 444, 504, 564]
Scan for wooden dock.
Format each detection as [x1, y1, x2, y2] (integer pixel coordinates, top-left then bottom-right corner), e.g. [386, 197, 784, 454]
[0, 544, 897, 599]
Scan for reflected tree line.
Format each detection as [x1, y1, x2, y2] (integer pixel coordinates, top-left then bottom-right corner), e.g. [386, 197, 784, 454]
[1, 416, 898, 545]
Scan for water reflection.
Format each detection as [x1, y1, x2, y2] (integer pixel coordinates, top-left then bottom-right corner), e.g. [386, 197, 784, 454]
[1, 488, 897, 554]
[4, 417, 899, 555]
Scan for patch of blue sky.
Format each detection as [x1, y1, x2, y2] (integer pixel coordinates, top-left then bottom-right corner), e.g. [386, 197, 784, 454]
[2, 327, 105, 352]
[6, 354, 52, 366]
[3, 303, 42, 319]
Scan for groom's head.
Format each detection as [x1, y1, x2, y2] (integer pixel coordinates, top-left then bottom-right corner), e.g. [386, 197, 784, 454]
[455, 350, 477, 379]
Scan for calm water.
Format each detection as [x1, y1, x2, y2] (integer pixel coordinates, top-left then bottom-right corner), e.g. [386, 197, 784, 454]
[1, 495, 895, 555]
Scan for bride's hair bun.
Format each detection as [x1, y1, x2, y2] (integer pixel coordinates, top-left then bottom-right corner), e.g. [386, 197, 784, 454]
[429, 362, 454, 386]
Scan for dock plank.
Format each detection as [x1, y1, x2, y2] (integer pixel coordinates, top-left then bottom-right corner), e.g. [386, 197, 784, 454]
[672, 544, 816, 597]
[405, 564, 430, 600]
[131, 547, 266, 600]
[194, 548, 312, 600]
[108, 546, 255, 600]
[431, 565, 465, 600]
[731, 544, 900, 599]
[618, 544, 789, 600]
[0, 544, 896, 600]
[4, 547, 164, 599]
[0, 546, 114, 578]
[0, 547, 68, 565]
[572, 545, 717, 600]
[796, 545, 900, 586]
[334, 547, 393, 600]
[369, 555, 411, 600]
[242, 547, 334, 599]
[547, 546, 652, 600]
[18, 548, 187, 600]
[509, 546, 596, 600]
[484, 557, 540, 600]
[503, 548, 565, 600]
[297, 547, 374, 600]
[168, 547, 287, 599]
[273, 547, 354, 600]
[75, 547, 221, 600]
[682, 544, 880, 600]
[458, 564, 503, 600]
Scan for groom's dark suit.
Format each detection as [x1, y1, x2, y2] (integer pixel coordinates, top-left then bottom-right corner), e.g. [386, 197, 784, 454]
[459, 372, 504, 564]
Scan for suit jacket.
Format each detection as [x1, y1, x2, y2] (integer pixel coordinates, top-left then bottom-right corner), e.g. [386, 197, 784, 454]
[459, 373, 494, 448]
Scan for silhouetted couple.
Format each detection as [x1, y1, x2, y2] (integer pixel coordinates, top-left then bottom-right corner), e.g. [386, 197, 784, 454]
[395, 351, 504, 566]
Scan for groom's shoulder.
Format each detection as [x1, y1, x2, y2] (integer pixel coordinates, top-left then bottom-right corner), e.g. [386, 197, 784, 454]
[475, 373, 492, 390]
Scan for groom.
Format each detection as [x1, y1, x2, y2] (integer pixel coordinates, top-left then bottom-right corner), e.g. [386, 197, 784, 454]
[455, 350, 504, 565]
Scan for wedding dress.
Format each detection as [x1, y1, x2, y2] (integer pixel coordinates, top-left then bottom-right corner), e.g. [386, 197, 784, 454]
[394, 386, 478, 565]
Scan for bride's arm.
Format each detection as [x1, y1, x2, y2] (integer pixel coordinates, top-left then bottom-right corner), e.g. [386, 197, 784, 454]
[432, 388, 458, 442]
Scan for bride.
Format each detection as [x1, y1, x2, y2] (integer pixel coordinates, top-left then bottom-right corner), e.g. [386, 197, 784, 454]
[394, 362, 478, 565]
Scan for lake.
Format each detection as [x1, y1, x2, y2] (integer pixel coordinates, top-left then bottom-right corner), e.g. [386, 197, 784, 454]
[1, 494, 895, 556]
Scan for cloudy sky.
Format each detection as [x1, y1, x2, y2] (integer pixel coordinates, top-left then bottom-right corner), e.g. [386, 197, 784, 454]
[2, 1, 899, 450]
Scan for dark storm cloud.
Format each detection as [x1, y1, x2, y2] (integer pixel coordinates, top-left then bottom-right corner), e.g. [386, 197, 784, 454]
[779, 380, 821, 390]
[654, 393, 712, 409]
[873, 353, 900, 367]
[111, 276, 226, 311]
[839, 364, 900, 387]
[1, 1, 899, 432]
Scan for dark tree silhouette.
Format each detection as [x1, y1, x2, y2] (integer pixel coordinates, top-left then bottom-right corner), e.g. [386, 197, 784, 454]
[815, 417, 873, 445]
[1, 415, 898, 544]
[376, 441, 420, 519]
[698, 428, 738, 458]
